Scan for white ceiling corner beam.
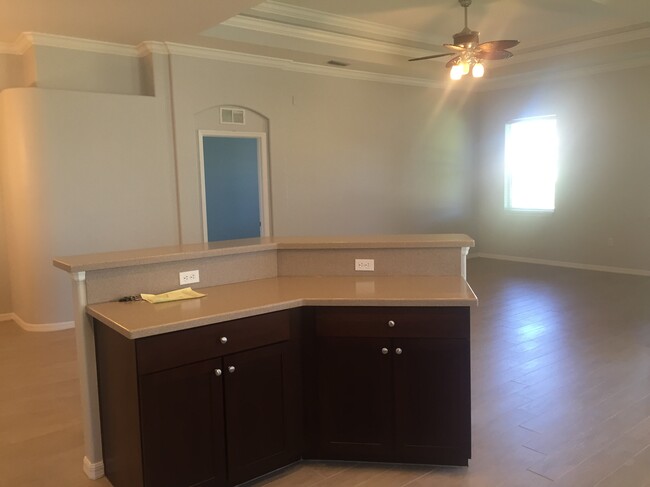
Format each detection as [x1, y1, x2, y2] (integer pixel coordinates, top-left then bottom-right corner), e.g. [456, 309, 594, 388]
[221, 15, 434, 58]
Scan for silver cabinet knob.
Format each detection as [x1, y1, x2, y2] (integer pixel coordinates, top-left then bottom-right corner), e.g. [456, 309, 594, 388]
[214, 369, 222, 376]
[381, 347, 389, 355]
[395, 348, 403, 355]
[228, 365, 236, 373]
[387, 320, 396, 328]
[220, 336, 228, 344]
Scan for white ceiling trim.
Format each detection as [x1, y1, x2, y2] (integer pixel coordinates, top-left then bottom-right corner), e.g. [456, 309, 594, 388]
[251, 0, 437, 45]
[21, 32, 138, 57]
[3, 31, 648, 93]
[220, 16, 435, 58]
[0, 32, 31, 54]
[0, 32, 170, 58]
[512, 22, 650, 66]
[165, 42, 442, 88]
[138, 41, 170, 56]
[480, 50, 650, 92]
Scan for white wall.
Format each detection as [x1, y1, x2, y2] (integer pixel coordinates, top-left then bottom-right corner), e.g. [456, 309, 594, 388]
[0, 87, 178, 324]
[0, 104, 11, 315]
[0, 46, 477, 325]
[5, 39, 648, 325]
[475, 65, 650, 272]
[169, 54, 476, 243]
[31, 45, 149, 95]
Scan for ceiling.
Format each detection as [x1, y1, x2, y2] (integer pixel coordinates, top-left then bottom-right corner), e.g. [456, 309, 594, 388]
[1, 0, 649, 84]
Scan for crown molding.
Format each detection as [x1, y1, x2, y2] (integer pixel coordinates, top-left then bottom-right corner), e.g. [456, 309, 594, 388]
[165, 42, 441, 89]
[507, 22, 650, 67]
[23, 32, 138, 56]
[2, 24, 648, 93]
[220, 15, 435, 59]
[479, 50, 650, 92]
[137, 41, 169, 56]
[251, 0, 437, 45]
[1, 32, 170, 58]
[0, 32, 32, 54]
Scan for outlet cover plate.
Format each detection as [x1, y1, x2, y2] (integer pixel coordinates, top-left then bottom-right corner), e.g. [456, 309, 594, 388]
[355, 259, 375, 271]
[179, 270, 200, 285]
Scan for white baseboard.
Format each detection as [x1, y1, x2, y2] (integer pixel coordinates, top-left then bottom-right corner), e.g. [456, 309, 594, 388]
[5, 312, 75, 332]
[470, 252, 650, 277]
[83, 456, 105, 480]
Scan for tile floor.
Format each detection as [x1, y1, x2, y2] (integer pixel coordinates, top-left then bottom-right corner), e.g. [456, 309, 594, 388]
[1, 258, 648, 486]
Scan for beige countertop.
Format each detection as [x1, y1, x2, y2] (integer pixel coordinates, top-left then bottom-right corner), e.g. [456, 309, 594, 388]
[55, 234, 475, 273]
[88, 275, 478, 339]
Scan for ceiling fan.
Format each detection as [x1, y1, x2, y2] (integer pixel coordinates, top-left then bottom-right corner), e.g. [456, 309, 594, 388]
[409, 0, 519, 80]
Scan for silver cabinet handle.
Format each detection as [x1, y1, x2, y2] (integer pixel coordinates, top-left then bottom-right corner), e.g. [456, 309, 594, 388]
[381, 347, 389, 355]
[387, 320, 396, 328]
[228, 365, 236, 373]
[214, 369, 222, 376]
[395, 348, 403, 355]
[220, 336, 228, 344]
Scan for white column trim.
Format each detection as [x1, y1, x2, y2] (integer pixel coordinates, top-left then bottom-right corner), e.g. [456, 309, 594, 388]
[71, 271, 105, 479]
[460, 247, 470, 280]
[83, 456, 105, 480]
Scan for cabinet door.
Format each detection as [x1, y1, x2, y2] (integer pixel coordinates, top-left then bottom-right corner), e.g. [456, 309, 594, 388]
[393, 338, 471, 466]
[223, 342, 300, 486]
[139, 359, 226, 487]
[315, 337, 394, 461]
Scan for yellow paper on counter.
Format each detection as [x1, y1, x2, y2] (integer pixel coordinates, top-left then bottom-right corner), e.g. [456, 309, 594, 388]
[140, 287, 206, 304]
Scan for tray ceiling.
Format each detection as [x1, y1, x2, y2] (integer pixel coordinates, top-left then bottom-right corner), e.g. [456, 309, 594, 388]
[0, 0, 648, 85]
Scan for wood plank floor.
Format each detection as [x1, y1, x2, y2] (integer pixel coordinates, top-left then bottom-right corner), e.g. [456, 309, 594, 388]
[1, 258, 648, 486]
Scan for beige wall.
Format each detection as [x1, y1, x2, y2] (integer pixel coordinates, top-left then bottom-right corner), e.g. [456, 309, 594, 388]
[474, 65, 650, 271]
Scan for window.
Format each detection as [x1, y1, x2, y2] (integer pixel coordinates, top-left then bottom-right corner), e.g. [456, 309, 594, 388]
[504, 116, 558, 211]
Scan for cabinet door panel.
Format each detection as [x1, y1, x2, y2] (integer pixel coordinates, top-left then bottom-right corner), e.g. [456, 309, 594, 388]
[139, 359, 226, 487]
[393, 338, 471, 465]
[224, 342, 299, 485]
[316, 337, 394, 461]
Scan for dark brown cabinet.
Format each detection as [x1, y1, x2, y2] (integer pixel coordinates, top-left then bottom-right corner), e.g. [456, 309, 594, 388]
[94, 305, 471, 487]
[315, 336, 394, 461]
[307, 307, 471, 466]
[94, 310, 301, 487]
[221, 343, 300, 485]
[139, 359, 225, 487]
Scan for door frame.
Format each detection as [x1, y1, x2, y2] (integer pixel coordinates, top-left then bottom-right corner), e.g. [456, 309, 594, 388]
[198, 130, 271, 242]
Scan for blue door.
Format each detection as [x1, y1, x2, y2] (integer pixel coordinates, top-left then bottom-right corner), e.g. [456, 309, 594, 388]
[202, 136, 261, 242]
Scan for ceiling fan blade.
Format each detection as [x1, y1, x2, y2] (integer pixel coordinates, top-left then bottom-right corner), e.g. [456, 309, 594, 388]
[475, 50, 514, 61]
[477, 40, 520, 52]
[408, 53, 454, 62]
[443, 43, 467, 52]
[445, 56, 461, 68]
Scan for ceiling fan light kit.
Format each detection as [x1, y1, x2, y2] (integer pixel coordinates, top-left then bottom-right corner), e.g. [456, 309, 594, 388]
[409, 0, 519, 80]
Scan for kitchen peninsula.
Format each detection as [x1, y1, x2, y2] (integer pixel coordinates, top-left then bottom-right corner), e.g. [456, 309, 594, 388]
[54, 234, 477, 486]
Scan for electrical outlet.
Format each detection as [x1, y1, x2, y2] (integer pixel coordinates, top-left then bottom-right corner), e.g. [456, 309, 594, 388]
[179, 270, 200, 285]
[355, 259, 375, 271]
